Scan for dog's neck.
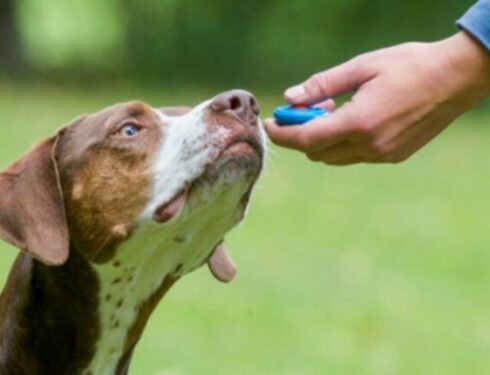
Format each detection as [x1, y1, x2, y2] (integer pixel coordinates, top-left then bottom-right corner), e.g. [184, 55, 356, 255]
[85, 209, 238, 374]
[0, 185, 244, 375]
[0, 233, 223, 375]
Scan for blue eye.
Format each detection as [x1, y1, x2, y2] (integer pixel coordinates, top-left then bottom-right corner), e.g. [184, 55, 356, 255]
[120, 124, 139, 137]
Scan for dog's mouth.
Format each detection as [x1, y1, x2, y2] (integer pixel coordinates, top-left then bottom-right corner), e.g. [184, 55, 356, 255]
[153, 187, 188, 224]
[152, 134, 263, 225]
[219, 134, 264, 160]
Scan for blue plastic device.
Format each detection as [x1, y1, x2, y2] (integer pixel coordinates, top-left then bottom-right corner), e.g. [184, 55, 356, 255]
[273, 105, 328, 126]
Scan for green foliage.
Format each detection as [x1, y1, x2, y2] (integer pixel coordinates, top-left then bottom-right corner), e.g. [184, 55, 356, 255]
[16, 0, 125, 70]
[11, 0, 475, 86]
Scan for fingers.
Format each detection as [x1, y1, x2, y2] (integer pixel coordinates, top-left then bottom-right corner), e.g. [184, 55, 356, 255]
[264, 117, 343, 153]
[264, 116, 367, 165]
[326, 157, 364, 166]
[285, 57, 372, 105]
[316, 98, 336, 112]
[264, 103, 358, 153]
[306, 141, 360, 163]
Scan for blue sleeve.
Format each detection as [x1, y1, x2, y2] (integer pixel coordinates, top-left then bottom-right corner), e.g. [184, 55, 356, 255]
[457, 0, 490, 51]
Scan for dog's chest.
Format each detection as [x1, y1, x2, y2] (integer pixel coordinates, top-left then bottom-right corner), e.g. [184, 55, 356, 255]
[82, 191, 243, 374]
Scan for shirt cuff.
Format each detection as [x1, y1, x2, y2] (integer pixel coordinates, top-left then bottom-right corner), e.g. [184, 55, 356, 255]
[457, 0, 490, 52]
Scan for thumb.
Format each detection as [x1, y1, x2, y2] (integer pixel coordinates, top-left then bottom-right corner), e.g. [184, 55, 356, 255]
[285, 58, 370, 104]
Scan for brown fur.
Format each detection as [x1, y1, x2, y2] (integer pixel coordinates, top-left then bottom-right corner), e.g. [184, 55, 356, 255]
[0, 137, 68, 266]
[0, 248, 100, 374]
[0, 94, 263, 374]
[0, 101, 165, 373]
[57, 102, 162, 263]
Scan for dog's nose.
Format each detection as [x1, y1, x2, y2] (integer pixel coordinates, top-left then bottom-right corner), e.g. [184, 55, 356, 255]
[210, 90, 260, 124]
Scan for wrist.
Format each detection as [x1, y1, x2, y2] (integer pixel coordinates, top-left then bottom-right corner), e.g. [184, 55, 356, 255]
[440, 32, 490, 104]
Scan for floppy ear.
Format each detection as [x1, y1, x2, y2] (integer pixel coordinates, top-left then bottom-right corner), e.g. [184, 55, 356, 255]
[0, 134, 69, 266]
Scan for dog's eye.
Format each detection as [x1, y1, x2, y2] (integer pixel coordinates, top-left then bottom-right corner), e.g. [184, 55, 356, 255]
[119, 124, 140, 137]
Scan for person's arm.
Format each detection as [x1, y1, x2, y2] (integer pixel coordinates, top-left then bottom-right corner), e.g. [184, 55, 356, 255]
[265, 15, 490, 165]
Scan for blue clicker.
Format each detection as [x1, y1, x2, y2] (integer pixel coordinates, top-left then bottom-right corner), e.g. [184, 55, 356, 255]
[273, 105, 329, 126]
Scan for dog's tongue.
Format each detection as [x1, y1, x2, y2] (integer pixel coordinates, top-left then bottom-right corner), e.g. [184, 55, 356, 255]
[153, 189, 187, 223]
[207, 242, 237, 283]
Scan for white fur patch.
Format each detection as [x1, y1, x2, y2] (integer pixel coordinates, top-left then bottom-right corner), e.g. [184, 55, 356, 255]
[141, 101, 224, 220]
[83, 101, 263, 374]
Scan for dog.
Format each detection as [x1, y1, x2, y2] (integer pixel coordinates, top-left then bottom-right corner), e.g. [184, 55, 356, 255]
[0, 90, 265, 374]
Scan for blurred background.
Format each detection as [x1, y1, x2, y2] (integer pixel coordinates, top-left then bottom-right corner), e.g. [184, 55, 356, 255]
[2, 0, 490, 374]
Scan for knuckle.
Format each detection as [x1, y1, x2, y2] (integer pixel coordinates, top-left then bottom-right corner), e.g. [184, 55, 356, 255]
[306, 73, 329, 96]
[310, 72, 326, 85]
[297, 133, 318, 151]
[345, 109, 374, 136]
[306, 153, 322, 162]
[380, 154, 396, 163]
[363, 141, 405, 163]
[371, 146, 406, 163]
[367, 141, 389, 156]
[327, 158, 360, 166]
[349, 55, 366, 69]
[350, 119, 374, 140]
[347, 118, 364, 134]
[387, 153, 409, 164]
[349, 54, 373, 73]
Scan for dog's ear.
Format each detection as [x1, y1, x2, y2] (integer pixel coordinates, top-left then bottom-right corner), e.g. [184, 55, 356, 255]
[0, 133, 69, 266]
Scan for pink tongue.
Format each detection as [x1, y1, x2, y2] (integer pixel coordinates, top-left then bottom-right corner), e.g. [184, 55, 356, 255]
[207, 243, 237, 283]
[153, 190, 187, 223]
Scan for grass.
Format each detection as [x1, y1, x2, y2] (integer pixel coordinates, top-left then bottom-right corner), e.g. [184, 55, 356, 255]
[1, 82, 490, 374]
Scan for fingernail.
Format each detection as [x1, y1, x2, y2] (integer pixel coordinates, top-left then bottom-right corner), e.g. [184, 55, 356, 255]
[285, 85, 305, 101]
[263, 119, 273, 129]
[263, 118, 276, 131]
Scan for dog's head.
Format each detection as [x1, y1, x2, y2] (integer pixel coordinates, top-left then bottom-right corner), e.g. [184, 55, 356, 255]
[0, 90, 264, 280]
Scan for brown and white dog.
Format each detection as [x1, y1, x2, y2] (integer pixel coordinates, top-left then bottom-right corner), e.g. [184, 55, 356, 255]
[0, 90, 265, 374]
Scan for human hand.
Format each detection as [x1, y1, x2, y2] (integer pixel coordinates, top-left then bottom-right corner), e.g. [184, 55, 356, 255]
[264, 32, 490, 165]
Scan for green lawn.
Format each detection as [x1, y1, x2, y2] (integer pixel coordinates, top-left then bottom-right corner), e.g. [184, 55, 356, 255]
[1, 82, 490, 374]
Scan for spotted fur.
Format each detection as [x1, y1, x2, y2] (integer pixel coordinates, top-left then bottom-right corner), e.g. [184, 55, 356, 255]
[0, 91, 265, 374]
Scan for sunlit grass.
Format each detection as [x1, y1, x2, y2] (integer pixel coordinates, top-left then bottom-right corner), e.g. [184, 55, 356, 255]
[0, 82, 489, 374]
